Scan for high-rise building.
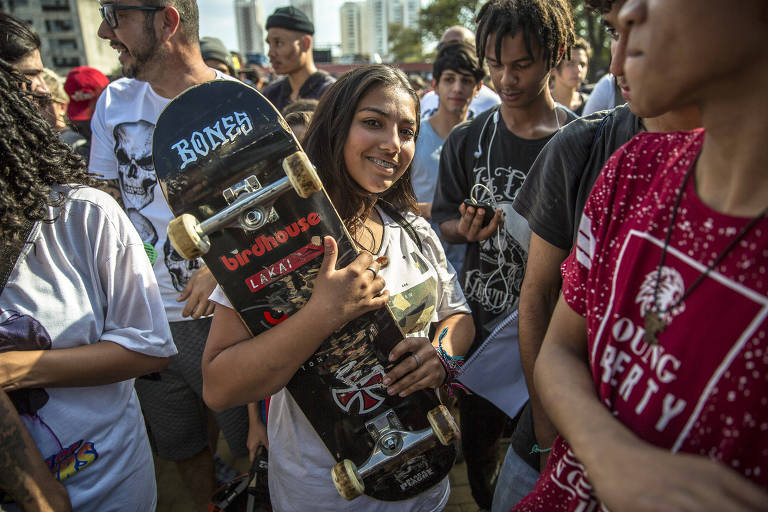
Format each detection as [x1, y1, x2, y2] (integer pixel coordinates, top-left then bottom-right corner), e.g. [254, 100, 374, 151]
[349, 0, 420, 60]
[235, 0, 265, 56]
[2, 0, 119, 76]
[340, 2, 363, 57]
[290, 0, 314, 23]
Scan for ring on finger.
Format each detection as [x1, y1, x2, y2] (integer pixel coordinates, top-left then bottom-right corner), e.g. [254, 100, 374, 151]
[366, 266, 378, 279]
[410, 352, 422, 368]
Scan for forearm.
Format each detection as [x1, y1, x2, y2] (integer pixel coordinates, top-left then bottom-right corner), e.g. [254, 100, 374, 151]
[535, 298, 638, 472]
[519, 278, 561, 447]
[438, 218, 467, 243]
[203, 302, 347, 410]
[432, 313, 474, 357]
[0, 342, 170, 391]
[0, 391, 71, 512]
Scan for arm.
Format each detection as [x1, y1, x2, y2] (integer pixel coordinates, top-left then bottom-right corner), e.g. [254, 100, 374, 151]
[518, 233, 569, 467]
[202, 237, 389, 411]
[0, 389, 71, 512]
[537, 297, 768, 512]
[0, 342, 169, 390]
[246, 402, 268, 461]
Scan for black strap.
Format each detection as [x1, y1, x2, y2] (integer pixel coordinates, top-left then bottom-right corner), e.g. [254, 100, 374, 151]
[0, 219, 35, 296]
[377, 201, 423, 253]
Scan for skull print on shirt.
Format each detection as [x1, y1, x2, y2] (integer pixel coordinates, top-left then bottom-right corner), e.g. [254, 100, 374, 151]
[113, 120, 157, 211]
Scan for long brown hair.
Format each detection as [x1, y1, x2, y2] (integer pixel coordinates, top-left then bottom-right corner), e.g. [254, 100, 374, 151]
[302, 64, 420, 234]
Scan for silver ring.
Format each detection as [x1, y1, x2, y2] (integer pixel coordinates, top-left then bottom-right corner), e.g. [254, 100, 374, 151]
[366, 266, 377, 279]
[410, 352, 422, 368]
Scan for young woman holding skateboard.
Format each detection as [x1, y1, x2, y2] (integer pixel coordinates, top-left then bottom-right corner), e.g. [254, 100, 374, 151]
[202, 64, 475, 511]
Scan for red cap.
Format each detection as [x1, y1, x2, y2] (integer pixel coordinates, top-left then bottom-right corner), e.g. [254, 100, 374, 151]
[64, 66, 109, 121]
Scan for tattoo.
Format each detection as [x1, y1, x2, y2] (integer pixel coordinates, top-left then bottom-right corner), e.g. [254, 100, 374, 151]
[95, 178, 125, 209]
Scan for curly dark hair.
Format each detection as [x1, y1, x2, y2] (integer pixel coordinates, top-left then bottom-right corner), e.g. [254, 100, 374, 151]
[302, 64, 419, 234]
[475, 0, 575, 70]
[0, 58, 96, 250]
[583, 0, 618, 14]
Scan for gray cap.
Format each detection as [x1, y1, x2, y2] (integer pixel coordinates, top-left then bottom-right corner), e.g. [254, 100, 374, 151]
[200, 37, 233, 70]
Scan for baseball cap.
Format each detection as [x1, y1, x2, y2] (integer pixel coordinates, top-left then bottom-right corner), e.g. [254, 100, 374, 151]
[64, 66, 109, 121]
[266, 6, 314, 35]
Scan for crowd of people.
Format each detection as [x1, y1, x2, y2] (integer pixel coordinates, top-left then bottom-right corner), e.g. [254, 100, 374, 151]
[0, 0, 766, 511]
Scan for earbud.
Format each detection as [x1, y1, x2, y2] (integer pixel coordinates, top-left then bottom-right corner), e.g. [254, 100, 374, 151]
[474, 150, 482, 158]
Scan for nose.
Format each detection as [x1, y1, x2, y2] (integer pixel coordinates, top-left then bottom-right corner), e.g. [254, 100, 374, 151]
[499, 66, 517, 89]
[31, 74, 50, 95]
[609, 32, 628, 77]
[97, 19, 113, 40]
[379, 125, 402, 154]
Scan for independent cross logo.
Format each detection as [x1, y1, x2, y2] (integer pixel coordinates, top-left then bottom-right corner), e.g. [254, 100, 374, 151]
[331, 360, 386, 414]
[636, 266, 687, 323]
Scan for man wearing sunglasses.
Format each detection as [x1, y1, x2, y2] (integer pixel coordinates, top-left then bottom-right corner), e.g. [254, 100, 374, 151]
[89, 2, 260, 511]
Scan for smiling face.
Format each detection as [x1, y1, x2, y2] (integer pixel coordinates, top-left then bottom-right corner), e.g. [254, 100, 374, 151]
[97, 0, 165, 80]
[618, 0, 765, 117]
[342, 85, 417, 195]
[485, 32, 551, 111]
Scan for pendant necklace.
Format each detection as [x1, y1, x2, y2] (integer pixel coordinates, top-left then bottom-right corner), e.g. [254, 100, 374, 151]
[644, 162, 768, 345]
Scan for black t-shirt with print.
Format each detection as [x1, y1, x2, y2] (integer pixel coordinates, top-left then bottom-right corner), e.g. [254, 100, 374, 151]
[432, 106, 577, 348]
[513, 104, 641, 250]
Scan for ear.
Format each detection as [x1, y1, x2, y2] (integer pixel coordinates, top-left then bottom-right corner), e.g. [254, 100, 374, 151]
[555, 44, 566, 66]
[300, 34, 311, 52]
[158, 5, 181, 42]
[430, 78, 437, 91]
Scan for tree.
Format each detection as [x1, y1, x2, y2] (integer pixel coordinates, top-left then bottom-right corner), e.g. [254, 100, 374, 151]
[570, 0, 611, 82]
[419, 0, 480, 46]
[388, 23, 425, 62]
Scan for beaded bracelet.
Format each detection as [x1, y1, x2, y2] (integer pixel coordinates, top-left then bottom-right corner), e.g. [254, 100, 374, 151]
[434, 328, 468, 396]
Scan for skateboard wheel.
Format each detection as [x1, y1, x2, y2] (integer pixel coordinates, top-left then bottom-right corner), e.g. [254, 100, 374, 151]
[283, 151, 322, 198]
[331, 459, 364, 500]
[427, 405, 460, 446]
[167, 213, 210, 259]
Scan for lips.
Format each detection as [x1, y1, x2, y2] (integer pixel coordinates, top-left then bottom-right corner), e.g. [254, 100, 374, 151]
[500, 90, 523, 102]
[366, 156, 397, 171]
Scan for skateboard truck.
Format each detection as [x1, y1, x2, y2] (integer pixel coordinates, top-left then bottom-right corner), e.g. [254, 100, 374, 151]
[331, 405, 459, 500]
[167, 152, 322, 260]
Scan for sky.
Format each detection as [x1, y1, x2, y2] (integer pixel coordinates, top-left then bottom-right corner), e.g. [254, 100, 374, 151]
[198, 0, 348, 53]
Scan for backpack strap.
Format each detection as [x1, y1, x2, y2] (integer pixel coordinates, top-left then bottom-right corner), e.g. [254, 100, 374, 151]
[377, 201, 423, 253]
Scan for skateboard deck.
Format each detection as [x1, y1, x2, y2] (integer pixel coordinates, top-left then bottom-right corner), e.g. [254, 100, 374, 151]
[152, 80, 458, 501]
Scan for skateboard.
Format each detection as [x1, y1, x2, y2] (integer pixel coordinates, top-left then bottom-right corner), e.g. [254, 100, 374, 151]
[152, 80, 459, 501]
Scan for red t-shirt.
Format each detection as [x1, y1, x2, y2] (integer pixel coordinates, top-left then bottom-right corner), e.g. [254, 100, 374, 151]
[514, 130, 768, 511]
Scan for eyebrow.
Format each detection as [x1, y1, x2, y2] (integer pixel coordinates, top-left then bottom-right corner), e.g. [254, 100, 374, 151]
[486, 55, 533, 65]
[357, 106, 416, 125]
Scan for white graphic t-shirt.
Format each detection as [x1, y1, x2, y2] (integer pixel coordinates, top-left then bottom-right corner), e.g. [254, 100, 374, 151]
[0, 187, 175, 512]
[211, 208, 470, 512]
[89, 72, 230, 322]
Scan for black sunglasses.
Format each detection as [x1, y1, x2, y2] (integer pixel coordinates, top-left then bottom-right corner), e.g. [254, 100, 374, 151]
[99, 4, 165, 29]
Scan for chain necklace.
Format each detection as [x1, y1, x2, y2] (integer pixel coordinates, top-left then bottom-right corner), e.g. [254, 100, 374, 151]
[644, 162, 768, 345]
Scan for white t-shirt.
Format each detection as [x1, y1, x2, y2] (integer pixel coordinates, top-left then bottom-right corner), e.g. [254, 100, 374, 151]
[89, 72, 229, 322]
[420, 83, 500, 120]
[0, 186, 176, 512]
[211, 208, 470, 511]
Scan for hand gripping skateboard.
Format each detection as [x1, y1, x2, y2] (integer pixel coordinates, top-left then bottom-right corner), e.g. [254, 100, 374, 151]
[152, 80, 459, 501]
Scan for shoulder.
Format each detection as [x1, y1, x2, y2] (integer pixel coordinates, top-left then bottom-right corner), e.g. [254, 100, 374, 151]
[476, 85, 500, 104]
[101, 77, 147, 101]
[262, 77, 287, 95]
